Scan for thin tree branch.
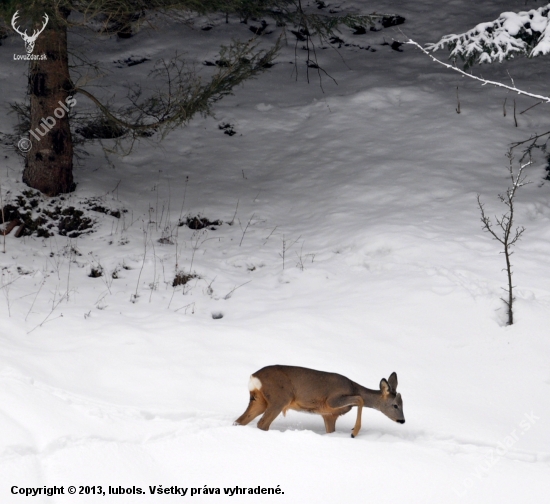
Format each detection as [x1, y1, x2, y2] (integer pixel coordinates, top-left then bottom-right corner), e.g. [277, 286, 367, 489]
[405, 38, 550, 103]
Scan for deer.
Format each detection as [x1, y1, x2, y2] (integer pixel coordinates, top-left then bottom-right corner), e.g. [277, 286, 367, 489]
[234, 365, 405, 438]
[11, 11, 49, 55]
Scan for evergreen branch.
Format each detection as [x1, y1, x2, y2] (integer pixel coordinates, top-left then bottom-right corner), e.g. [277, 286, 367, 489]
[426, 4, 550, 66]
[74, 39, 278, 137]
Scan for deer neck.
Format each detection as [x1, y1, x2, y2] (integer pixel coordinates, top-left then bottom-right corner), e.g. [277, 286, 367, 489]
[355, 383, 384, 410]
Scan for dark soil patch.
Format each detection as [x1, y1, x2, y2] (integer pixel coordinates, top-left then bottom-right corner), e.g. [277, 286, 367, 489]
[113, 56, 150, 68]
[89, 266, 103, 278]
[172, 272, 199, 287]
[83, 198, 125, 218]
[89, 205, 122, 218]
[291, 29, 309, 41]
[158, 236, 174, 245]
[381, 15, 406, 28]
[249, 21, 269, 35]
[57, 208, 94, 237]
[180, 216, 222, 230]
[2, 201, 51, 238]
[1, 190, 95, 238]
[381, 40, 404, 52]
[329, 36, 376, 51]
[219, 123, 236, 136]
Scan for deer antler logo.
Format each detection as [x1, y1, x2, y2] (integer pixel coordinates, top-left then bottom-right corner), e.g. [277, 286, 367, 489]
[11, 11, 49, 54]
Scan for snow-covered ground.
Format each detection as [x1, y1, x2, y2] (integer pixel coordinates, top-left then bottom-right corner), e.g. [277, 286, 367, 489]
[1, 1, 549, 502]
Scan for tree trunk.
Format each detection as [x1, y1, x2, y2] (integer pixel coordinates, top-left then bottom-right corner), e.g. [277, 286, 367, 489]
[23, 9, 75, 196]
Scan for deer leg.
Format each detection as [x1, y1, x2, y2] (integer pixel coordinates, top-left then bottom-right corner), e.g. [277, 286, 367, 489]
[256, 401, 287, 431]
[350, 398, 364, 438]
[234, 393, 267, 426]
[327, 395, 364, 438]
[322, 414, 339, 434]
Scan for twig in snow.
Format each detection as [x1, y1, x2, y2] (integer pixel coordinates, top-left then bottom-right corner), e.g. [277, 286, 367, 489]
[224, 280, 252, 300]
[25, 278, 46, 321]
[519, 101, 542, 115]
[263, 226, 278, 246]
[131, 223, 148, 303]
[229, 199, 239, 226]
[240, 213, 255, 246]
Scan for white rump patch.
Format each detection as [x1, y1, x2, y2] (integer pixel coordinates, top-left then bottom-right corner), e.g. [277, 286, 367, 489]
[248, 375, 262, 391]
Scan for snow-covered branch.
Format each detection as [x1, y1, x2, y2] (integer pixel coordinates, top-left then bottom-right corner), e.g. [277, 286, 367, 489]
[427, 4, 550, 65]
[405, 39, 550, 103]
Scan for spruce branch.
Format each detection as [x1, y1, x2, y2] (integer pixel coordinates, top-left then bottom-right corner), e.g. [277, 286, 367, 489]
[426, 3, 550, 67]
[73, 39, 279, 147]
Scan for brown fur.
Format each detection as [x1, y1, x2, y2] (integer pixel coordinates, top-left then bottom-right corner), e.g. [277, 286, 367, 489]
[234, 365, 405, 438]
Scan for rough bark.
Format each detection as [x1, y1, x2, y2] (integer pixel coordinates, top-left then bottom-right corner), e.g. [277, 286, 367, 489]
[23, 9, 75, 196]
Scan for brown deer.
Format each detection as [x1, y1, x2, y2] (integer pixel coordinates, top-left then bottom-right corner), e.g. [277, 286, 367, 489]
[234, 365, 405, 437]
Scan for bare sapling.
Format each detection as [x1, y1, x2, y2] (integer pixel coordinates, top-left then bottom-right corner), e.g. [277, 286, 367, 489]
[477, 151, 530, 325]
[295, 241, 314, 271]
[279, 234, 301, 271]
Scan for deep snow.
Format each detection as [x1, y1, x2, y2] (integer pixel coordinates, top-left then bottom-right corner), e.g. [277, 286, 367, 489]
[0, 1, 549, 503]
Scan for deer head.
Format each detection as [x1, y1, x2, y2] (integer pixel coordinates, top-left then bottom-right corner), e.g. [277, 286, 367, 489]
[378, 372, 405, 423]
[11, 11, 49, 54]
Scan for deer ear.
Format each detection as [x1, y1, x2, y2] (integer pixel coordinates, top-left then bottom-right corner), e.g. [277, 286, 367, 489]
[388, 372, 398, 392]
[380, 378, 390, 395]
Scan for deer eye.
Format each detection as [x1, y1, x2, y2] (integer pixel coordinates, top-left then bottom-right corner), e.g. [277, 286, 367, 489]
[393, 405, 398, 409]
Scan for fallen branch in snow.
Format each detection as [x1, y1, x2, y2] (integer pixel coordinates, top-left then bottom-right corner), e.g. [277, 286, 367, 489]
[14, 223, 26, 238]
[2, 219, 21, 237]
